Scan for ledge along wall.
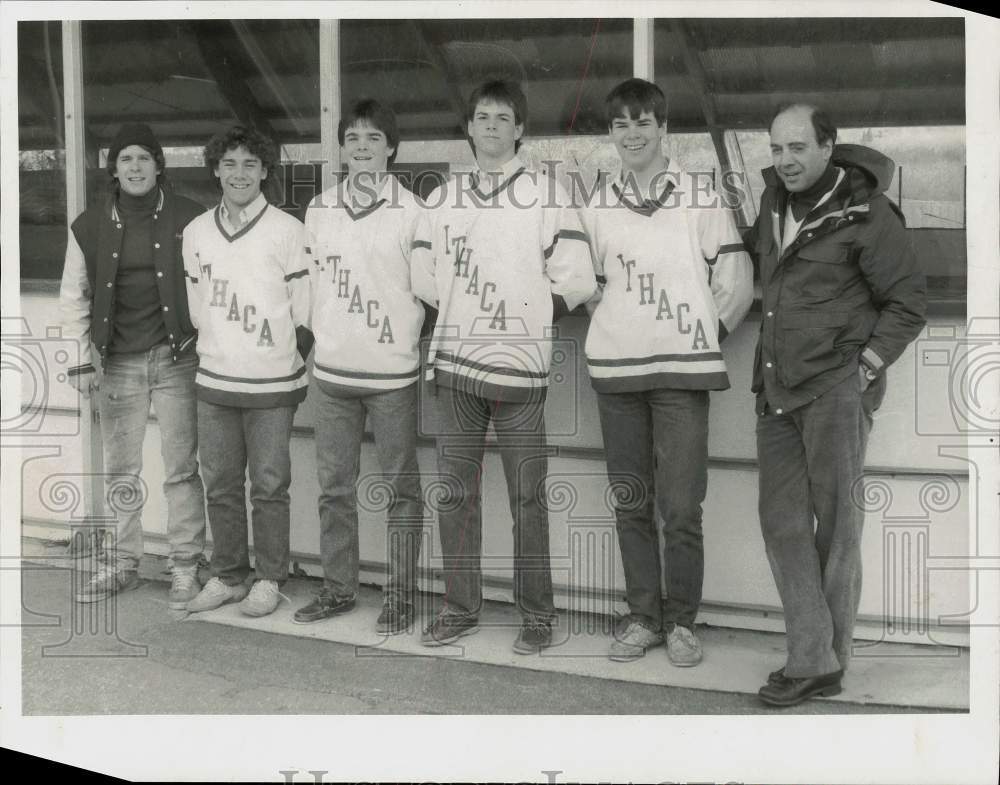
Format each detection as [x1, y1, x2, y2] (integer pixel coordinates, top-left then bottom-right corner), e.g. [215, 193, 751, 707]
[19, 290, 971, 647]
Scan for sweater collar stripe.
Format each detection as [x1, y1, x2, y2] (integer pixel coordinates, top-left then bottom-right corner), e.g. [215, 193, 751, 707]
[612, 181, 676, 217]
[214, 202, 269, 243]
[470, 167, 527, 201]
[343, 198, 388, 222]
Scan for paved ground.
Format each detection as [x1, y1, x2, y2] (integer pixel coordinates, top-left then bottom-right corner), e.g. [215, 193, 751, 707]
[18, 561, 947, 715]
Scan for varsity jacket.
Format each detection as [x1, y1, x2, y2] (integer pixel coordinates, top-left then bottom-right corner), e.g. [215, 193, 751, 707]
[305, 176, 425, 394]
[580, 169, 753, 393]
[410, 156, 596, 402]
[182, 195, 311, 408]
[59, 185, 206, 377]
[744, 143, 927, 414]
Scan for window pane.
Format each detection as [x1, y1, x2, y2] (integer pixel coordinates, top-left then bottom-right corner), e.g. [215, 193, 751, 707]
[736, 126, 965, 301]
[736, 127, 965, 229]
[80, 20, 321, 225]
[19, 21, 67, 281]
[341, 19, 633, 142]
[653, 18, 964, 129]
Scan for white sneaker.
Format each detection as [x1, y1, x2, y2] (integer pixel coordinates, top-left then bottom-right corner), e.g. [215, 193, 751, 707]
[168, 565, 201, 610]
[666, 624, 703, 667]
[186, 577, 249, 612]
[609, 620, 663, 662]
[75, 563, 140, 603]
[239, 579, 286, 617]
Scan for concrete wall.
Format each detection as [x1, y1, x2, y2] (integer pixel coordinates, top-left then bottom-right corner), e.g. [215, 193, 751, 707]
[17, 291, 972, 645]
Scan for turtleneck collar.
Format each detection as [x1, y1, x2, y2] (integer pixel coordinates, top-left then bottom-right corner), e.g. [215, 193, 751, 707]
[788, 163, 839, 220]
[116, 185, 161, 216]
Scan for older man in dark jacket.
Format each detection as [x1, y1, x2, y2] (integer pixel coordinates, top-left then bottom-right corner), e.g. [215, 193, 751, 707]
[744, 104, 926, 706]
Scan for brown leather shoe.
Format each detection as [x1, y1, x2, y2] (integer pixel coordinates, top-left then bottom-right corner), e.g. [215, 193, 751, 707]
[758, 669, 843, 707]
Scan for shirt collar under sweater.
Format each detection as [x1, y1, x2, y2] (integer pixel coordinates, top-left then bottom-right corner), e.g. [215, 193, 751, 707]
[343, 172, 394, 208]
[613, 164, 681, 214]
[471, 154, 526, 193]
[219, 192, 267, 234]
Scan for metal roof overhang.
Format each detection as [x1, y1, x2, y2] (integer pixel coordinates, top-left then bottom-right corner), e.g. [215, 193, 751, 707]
[18, 17, 965, 151]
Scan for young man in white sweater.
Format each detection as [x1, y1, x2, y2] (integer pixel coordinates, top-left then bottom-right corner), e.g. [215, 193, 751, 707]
[411, 80, 596, 653]
[296, 100, 426, 634]
[579, 78, 753, 665]
[183, 126, 312, 618]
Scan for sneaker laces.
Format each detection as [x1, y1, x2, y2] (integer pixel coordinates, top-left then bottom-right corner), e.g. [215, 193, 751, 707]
[90, 562, 129, 586]
[199, 576, 228, 596]
[670, 625, 699, 651]
[249, 580, 289, 606]
[620, 620, 659, 644]
[315, 585, 335, 603]
[171, 566, 198, 593]
[383, 595, 413, 612]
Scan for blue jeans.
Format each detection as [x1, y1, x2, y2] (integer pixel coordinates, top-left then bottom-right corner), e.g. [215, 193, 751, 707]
[430, 385, 555, 622]
[756, 369, 885, 677]
[197, 401, 295, 584]
[596, 388, 709, 631]
[313, 384, 423, 602]
[97, 344, 205, 569]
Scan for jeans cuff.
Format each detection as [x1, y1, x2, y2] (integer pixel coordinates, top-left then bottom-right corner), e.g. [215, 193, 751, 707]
[170, 555, 203, 569]
[626, 614, 662, 633]
[441, 604, 477, 620]
[111, 555, 140, 571]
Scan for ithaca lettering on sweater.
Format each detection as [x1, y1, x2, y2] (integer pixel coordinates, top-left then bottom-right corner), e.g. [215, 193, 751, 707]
[183, 196, 311, 408]
[579, 170, 753, 393]
[305, 176, 426, 395]
[410, 156, 596, 402]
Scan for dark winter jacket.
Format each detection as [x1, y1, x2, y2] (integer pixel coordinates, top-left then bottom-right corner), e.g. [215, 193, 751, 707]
[743, 143, 927, 414]
[59, 184, 206, 375]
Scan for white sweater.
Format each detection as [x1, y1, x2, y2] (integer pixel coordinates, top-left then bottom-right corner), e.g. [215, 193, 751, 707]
[410, 157, 596, 402]
[183, 199, 310, 407]
[579, 169, 753, 393]
[304, 176, 425, 394]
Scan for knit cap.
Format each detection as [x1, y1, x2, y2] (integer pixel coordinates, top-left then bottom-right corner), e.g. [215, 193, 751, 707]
[107, 123, 163, 173]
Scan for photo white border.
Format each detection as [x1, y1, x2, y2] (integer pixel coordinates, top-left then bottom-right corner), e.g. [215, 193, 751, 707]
[1, 1, 997, 782]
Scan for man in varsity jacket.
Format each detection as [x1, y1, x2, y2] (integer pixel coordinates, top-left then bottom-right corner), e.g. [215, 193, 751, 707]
[182, 126, 313, 618]
[410, 80, 596, 653]
[746, 104, 925, 706]
[579, 79, 753, 666]
[296, 100, 425, 634]
[59, 122, 208, 607]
